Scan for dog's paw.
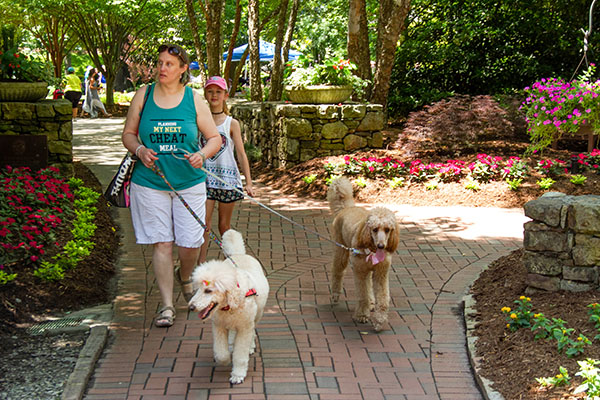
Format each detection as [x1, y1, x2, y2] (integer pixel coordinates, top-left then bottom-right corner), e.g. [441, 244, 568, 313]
[331, 293, 340, 304]
[371, 313, 388, 332]
[352, 314, 370, 324]
[229, 373, 246, 385]
[214, 353, 231, 366]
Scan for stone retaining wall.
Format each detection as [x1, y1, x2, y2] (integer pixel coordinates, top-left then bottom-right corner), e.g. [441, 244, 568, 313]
[523, 192, 600, 292]
[0, 99, 73, 174]
[230, 101, 385, 168]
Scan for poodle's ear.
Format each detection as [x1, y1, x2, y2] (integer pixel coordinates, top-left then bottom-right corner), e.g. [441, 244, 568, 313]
[225, 284, 245, 310]
[385, 224, 400, 253]
[355, 220, 373, 250]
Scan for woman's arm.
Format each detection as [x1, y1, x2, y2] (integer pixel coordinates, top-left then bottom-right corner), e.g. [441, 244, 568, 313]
[186, 90, 221, 169]
[230, 118, 254, 197]
[122, 85, 157, 168]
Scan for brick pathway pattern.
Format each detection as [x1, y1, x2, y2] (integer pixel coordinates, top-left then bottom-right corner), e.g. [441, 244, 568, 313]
[73, 118, 524, 400]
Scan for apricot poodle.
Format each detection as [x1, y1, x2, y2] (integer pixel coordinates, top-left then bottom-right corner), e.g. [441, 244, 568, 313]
[327, 177, 400, 331]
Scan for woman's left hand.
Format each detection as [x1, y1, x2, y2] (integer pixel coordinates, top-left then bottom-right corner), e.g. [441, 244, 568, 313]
[185, 151, 205, 169]
[245, 183, 255, 197]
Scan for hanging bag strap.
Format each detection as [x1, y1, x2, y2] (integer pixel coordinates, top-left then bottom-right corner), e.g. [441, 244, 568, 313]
[134, 83, 153, 157]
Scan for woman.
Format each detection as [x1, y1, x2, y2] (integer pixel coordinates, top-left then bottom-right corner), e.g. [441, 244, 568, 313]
[121, 44, 221, 327]
[62, 67, 82, 120]
[82, 68, 112, 118]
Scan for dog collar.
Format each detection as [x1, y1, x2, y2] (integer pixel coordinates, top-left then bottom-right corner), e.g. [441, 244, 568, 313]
[220, 288, 258, 311]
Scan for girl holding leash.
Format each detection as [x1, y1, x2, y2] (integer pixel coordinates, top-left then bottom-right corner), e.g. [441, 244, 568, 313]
[198, 76, 255, 263]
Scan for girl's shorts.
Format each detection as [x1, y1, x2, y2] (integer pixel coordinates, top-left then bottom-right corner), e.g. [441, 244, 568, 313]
[130, 181, 206, 247]
[207, 187, 244, 203]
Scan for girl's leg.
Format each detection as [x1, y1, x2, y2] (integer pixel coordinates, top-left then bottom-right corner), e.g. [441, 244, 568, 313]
[217, 201, 237, 235]
[198, 199, 216, 263]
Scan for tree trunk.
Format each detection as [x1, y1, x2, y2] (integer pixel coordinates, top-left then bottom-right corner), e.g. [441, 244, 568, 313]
[348, 0, 372, 93]
[282, 0, 300, 64]
[268, 0, 289, 101]
[223, 0, 242, 87]
[229, 5, 279, 96]
[204, 0, 224, 77]
[370, 0, 410, 107]
[185, 0, 207, 83]
[248, 0, 261, 101]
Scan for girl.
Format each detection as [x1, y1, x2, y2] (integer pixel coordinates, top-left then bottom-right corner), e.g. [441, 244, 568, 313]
[198, 76, 255, 263]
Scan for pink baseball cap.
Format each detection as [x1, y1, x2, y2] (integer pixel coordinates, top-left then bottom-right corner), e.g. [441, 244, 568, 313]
[204, 76, 228, 91]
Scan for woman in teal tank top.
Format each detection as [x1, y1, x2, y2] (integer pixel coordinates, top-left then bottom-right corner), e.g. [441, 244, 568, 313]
[121, 44, 221, 327]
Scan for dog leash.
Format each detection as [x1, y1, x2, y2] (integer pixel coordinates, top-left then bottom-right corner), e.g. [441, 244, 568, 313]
[149, 163, 243, 268]
[169, 150, 365, 256]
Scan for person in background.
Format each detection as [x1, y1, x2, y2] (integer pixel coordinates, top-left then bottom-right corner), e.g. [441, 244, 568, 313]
[63, 67, 82, 120]
[82, 69, 112, 118]
[197, 76, 254, 264]
[121, 44, 221, 327]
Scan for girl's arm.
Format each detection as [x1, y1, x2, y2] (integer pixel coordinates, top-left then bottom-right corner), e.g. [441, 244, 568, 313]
[230, 118, 255, 197]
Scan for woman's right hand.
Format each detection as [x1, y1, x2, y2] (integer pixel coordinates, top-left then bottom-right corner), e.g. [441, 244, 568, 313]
[138, 146, 158, 169]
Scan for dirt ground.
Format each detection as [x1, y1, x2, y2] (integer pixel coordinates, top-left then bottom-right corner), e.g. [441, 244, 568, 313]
[1, 125, 600, 398]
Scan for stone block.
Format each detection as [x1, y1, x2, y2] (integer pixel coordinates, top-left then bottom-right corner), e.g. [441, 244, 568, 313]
[343, 134, 367, 151]
[523, 221, 571, 252]
[36, 102, 56, 118]
[317, 105, 339, 119]
[341, 105, 366, 119]
[523, 194, 571, 227]
[573, 234, 600, 266]
[560, 279, 597, 292]
[562, 265, 598, 282]
[526, 273, 560, 291]
[282, 118, 313, 139]
[522, 250, 563, 276]
[2, 103, 35, 120]
[568, 195, 600, 234]
[368, 131, 384, 148]
[300, 148, 317, 162]
[276, 104, 302, 117]
[356, 111, 384, 131]
[319, 141, 345, 150]
[48, 140, 72, 155]
[321, 121, 348, 140]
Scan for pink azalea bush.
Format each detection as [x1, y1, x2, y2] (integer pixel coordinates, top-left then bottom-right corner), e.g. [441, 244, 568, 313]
[521, 64, 600, 153]
[0, 166, 74, 282]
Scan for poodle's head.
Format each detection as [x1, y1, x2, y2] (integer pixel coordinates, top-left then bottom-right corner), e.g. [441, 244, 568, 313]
[357, 207, 400, 253]
[188, 260, 246, 318]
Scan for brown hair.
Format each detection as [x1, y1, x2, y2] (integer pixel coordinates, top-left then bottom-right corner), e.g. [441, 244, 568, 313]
[157, 44, 190, 85]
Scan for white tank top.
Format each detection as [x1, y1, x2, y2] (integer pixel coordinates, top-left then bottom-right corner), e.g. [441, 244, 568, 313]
[204, 116, 243, 190]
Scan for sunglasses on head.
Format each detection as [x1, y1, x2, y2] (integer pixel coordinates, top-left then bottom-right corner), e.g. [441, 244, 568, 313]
[158, 45, 185, 62]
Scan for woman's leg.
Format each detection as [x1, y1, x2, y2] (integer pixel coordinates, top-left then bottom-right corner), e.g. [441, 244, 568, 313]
[152, 241, 175, 316]
[198, 199, 216, 263]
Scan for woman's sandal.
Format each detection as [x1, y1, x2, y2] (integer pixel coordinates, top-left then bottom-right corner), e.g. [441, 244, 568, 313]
[174, 266, 194, 302]
[155, 306, 176, 328]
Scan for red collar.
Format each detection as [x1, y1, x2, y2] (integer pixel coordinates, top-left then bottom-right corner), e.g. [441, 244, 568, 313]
[221, 288, 257, 311]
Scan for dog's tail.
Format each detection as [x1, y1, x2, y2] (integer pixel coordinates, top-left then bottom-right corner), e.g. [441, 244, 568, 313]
[221, 229, 246, 256]
[327, 176, 355, 215]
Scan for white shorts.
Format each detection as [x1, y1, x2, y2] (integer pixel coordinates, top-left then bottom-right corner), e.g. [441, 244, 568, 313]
[130, 181, 206, 248]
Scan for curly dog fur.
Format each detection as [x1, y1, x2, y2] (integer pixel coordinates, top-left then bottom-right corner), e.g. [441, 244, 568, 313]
[188, 229, 269, 384]
[327, 177, 399, 331]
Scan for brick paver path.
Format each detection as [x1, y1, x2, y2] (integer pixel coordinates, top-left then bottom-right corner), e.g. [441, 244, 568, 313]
[74, 118, 525, 400]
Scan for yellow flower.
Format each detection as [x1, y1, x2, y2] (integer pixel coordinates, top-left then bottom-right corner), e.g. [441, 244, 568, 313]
[578, 337, 583, 341]
[519, 295, 526, 300]
[526, 297, 531, 301]
[501, 307, 511, 313]
[506, 323, 510, 328]
[556, 374, 563, 379]
[533, 313, 540, 318]
[510, 313, 517, 319]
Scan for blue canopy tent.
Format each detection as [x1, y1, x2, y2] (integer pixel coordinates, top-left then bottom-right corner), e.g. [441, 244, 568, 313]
[223, 40, 302, 62]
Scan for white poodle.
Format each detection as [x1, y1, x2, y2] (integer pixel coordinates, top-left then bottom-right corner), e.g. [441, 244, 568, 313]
[188, 229, 269, 384]
[327, 177, 400, 332]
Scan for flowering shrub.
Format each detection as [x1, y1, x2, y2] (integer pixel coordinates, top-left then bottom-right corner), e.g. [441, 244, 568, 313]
[0, 47, 52, 82]
[467, 154, 502, 183]
[502, 156, 529, 180]
[521, 64, 600, 153]
[535, 158, 568, 176]
[283, 55, 369, 99]
[1, 166, 73, 274]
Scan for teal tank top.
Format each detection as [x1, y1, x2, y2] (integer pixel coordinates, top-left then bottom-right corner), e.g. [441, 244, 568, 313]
[131, 85, 206, 191]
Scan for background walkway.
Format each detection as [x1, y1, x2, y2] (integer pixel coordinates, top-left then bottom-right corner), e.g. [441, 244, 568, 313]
[72, 118, 527, 400]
